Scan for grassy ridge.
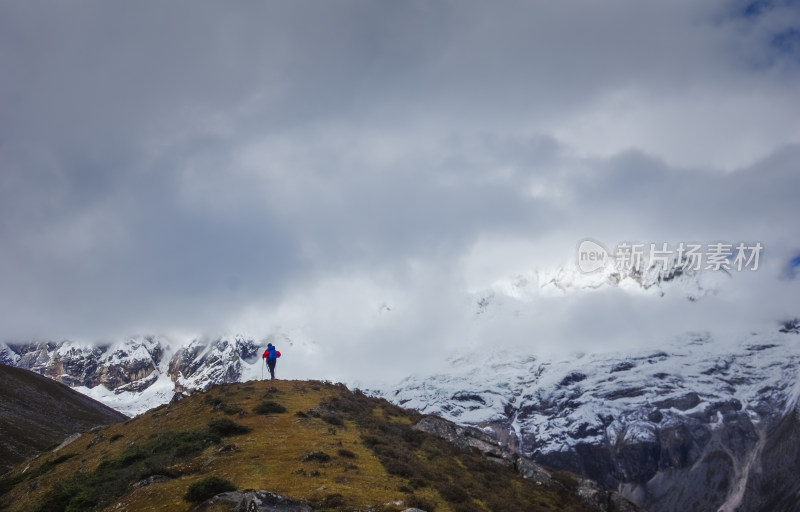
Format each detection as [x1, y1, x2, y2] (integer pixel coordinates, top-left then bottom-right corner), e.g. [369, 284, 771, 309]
[0, 380, 596, 511]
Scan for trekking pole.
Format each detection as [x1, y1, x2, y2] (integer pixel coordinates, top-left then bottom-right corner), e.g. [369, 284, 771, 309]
[261, 358, 264, 380]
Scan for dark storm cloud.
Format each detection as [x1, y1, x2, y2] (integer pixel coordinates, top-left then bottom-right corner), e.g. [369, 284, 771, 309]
[0, 0, 798, 371]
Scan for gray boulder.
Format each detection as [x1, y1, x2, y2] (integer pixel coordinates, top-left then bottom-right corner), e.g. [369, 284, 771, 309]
[201, 490, 312, 512]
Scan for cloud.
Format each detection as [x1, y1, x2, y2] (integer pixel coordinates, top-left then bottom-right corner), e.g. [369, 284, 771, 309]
[0, 1, 798, 383]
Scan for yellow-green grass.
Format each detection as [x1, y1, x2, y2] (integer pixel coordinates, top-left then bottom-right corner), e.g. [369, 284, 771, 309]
[0, 380, 441, 512]
[1, 380, 596, 512]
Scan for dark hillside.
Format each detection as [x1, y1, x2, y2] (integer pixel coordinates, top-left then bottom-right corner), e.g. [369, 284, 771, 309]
[0, 364, 128, 474]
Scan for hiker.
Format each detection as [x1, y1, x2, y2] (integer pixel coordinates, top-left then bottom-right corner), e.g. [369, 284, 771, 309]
[262, 343, 281, 380]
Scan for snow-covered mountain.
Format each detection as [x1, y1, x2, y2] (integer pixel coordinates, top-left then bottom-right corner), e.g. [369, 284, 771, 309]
[381, 321, 800, 512]
[0, 335, 272, 416]
[475, 249, 729, 309]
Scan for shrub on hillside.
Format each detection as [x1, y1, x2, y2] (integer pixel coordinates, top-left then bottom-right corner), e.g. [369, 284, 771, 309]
[321, 413, 344, 426]
[405, 494, 437, 511]
[302, 451, 332, 463]
[207, 418, 251, 437]
[337, 448, 356, 458]
[253, 401, 287, 414]
[184, 476, 236, 503]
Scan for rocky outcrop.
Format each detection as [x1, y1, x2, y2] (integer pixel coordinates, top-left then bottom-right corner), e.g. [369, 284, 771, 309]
[413, 415, 554, 483]
[412, 416, 523, 469]
[202, 490, 312, 512]
[576, 478, 646, 512]
[412, 415, 643, 512]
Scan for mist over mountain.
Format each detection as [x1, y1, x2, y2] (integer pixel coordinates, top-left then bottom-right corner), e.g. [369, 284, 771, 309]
[0, 256, 771, 411]
[1, 0, 798, 357]
[2, 262, 799, 511]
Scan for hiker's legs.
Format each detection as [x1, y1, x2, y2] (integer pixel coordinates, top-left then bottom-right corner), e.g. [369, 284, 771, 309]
[268, 360, 276, 380]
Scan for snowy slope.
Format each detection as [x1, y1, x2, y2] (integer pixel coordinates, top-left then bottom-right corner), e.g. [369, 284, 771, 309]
[385, 329, 800, 456]
[381, 325, 800, 512]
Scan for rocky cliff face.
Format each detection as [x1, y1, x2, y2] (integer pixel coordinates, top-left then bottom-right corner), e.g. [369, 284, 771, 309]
[168, 336, 260, 392]
[0, 337, 164, 391]
[736, 406, 800, 511]
[384, 327, 800, 512]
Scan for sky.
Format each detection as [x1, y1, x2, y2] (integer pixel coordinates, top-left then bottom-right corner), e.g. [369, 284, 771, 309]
[1, 0, 799, 384]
